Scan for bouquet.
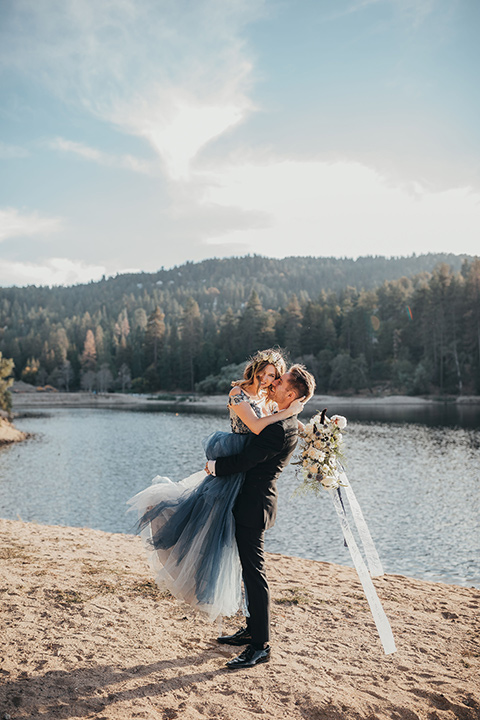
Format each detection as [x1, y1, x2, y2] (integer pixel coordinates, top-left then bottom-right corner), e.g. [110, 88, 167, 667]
[295, 410, 348, 493]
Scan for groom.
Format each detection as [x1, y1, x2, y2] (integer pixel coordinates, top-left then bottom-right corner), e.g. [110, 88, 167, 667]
[205, 364, 316, 669]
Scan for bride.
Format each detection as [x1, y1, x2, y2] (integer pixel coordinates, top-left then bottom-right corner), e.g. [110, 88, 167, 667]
[127, 349, 304, 621]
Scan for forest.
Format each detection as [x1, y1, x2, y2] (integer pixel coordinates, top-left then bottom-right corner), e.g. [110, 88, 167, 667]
[0, 253, 479, 398]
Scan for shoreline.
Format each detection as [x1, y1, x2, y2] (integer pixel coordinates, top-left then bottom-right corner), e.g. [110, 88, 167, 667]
[11, 389, 480, 413]
[7, 390, 478, 442]
[1, 517, 479, 719]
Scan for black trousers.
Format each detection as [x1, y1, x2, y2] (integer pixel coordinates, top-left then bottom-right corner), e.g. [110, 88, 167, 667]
[235, 523, 270, 645]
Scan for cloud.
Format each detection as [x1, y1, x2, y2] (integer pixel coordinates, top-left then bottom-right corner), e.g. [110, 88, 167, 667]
[49, 137, 157, 175]
[0, 142, 29, 159]
[1, 0, 261, 179]
[124, 93, 250, 180]
[0, 207, 63, 242]
[200, 158, 480, 258]
[0, 257, 108, 287]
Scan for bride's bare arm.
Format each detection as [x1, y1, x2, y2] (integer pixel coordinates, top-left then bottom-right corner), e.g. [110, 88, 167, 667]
[229, 389, 304, 435]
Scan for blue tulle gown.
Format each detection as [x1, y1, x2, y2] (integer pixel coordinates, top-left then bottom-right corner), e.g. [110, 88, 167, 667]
[127, 416, 254, 621]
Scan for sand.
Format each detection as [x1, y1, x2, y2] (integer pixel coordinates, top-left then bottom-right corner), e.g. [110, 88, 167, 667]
[0, 518, 479, 720]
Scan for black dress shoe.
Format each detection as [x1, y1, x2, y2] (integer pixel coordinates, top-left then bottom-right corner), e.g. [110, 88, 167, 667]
[226, 645, 271, 669]
[217, 626, 253, 646]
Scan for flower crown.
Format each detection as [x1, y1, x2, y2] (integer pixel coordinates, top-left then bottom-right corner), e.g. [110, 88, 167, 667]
[256, 350, 283, 365]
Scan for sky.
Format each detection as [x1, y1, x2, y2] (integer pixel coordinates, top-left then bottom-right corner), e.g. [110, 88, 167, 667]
[0, 0, 479, 287]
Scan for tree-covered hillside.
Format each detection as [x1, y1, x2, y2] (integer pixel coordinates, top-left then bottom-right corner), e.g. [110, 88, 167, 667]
[0, 253, 478, 396]
[0, 253, 470, 321]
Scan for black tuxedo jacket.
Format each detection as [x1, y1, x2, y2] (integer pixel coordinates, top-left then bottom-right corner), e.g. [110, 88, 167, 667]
[215, 416, 299, 530]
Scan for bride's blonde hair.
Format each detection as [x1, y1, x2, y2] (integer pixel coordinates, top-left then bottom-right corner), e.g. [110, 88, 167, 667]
[232, 348, 286, 394]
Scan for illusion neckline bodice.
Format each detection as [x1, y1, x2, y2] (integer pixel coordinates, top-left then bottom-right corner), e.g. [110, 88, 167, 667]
[229, 387, 265, 434]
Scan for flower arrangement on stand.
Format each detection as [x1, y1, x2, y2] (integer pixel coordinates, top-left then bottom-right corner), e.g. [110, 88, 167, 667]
[293, 408, 397, 655]
[295, 409, 348, 493]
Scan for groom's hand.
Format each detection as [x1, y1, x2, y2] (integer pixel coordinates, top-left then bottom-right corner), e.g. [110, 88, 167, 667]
[204, 462, 211, 474]
[289, 397, 306, 415]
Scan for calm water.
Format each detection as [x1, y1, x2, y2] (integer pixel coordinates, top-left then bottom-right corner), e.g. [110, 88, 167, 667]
[1, 407, 479, 588]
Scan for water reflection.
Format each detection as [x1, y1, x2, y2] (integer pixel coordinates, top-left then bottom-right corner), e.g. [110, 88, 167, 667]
[330, 402, 480, 428]
[131, 399, 480, 429]
[1, 408, 479, 588]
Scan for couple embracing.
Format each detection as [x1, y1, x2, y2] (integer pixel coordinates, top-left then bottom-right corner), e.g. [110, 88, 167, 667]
[129, 350, 316, 669]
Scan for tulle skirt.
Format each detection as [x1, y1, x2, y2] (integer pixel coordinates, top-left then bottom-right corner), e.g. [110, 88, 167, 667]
[127, 430, 250, 621]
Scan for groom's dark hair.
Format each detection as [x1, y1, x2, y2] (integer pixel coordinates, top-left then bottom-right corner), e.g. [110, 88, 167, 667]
[287, 364, 316, 402]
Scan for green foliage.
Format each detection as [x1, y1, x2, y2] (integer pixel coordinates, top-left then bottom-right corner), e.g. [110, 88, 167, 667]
[196, 362, 246, 394]
[0, 254, 479, 397]
[0, 352, 15, 413]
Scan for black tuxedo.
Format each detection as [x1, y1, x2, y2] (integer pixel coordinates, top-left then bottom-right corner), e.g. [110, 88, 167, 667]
[215, 416, 299, 644]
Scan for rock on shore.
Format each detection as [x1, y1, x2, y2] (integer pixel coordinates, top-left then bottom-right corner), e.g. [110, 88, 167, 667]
[0, 417, 27, 445]
[0, 518, 479, 720]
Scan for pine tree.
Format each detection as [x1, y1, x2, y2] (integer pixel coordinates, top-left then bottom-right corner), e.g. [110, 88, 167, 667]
[180, 297, 203, 391]
[237, 291, 272, 355]
[218, 308, 239, 365]
[81, 329, 97, 371]
[145, 306, 166, 370]
[283, 295, 303, 358]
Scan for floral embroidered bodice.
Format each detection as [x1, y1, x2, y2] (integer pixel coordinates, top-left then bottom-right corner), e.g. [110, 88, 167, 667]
[229, 388, 264, 434]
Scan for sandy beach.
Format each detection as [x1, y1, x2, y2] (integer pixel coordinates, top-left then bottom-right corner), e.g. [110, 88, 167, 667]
[1, 518, 479, 720]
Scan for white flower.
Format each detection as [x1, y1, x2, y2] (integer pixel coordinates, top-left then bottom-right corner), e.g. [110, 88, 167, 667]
[296, 412, 348, 495]
[304, 423, 314, 437]
[321, 475, 339, 489]
[308, 446, 320, 460]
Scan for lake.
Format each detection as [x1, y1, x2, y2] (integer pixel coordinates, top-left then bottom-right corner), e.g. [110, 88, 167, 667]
[1, 406, 479, 588]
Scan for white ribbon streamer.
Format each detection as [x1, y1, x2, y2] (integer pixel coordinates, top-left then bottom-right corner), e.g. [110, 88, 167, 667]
[339, 470, 384, 577]
[328, 482, 397, 655]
